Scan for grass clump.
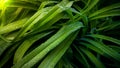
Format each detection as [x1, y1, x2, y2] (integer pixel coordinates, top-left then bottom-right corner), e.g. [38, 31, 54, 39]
[0, 0, 120, 68]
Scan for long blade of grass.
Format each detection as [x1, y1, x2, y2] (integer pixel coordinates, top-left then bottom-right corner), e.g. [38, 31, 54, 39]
[109, 45, 120, 53]
[14, 1, 73, 41]
[89, 34, 120, 45]
[0, 35, 9, 42]
[74, 45, 90, 68]
[30, 12, 64, 35]
[90, 9, 120, 20]
[6, 1, 38, 10]
[82, 0, 91, 10]
[13, 31, 53, 64]
[81, 0, 99, 14]
[21, 22, 82, 68]
[89, 3, 120, 18]
[0, 17, 28, 34]
[0, 42, 21, 68]
[13, 7, 51, 41]
[79, 42, 104, 55]
[20, 0, 41, 6]
[18, 2, 64, 38]
[97, 21, 120, 31]
[0, 31, 19, 57]
[32, 1, 74, 31]
[12, 21, 83, 68]
[38, 32, 78, 68]
[0, 8, 6, 27]
[38, 1, 58, 10]
[81, 38, 120, 62]
[80, 47, 105, 68]
[8, 8, 23, 23]
[0, 40, 11, 56]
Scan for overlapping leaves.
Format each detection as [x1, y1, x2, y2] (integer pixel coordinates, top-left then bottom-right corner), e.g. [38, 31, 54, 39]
[0, 0, 120, 68]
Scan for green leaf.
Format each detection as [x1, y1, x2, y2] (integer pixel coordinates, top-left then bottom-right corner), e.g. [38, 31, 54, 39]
[0, 40, 11, 56]
[81, 38, 120, 62]
[109, 45, 120, 53]
[13, 31, 53, 64]
[38, 1, 58, 10]
[6, 1, 38, 10]
[13, 7, 51, 41]
[0, 8, 6, 27]
[0, 17, 28, 34]
[30, 12, 64, 37]
[80, 47, 105, 68]
[81, 0, 99, 14]
[79, 42, 104, 55]
[97, 21, 120, 31]
[38, 32, 78, 68]
[90, 9, 120, 20]
[74, 45, 90, 68]
[14, 1, 73, 41]
[89, 34, 120, 45]
[12, 21, 83, 68]
[89, 3, 120, 18]
[0, 42, 21, 68]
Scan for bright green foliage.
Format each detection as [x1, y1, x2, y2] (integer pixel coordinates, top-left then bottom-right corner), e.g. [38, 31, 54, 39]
[0, 0, 120, 68]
